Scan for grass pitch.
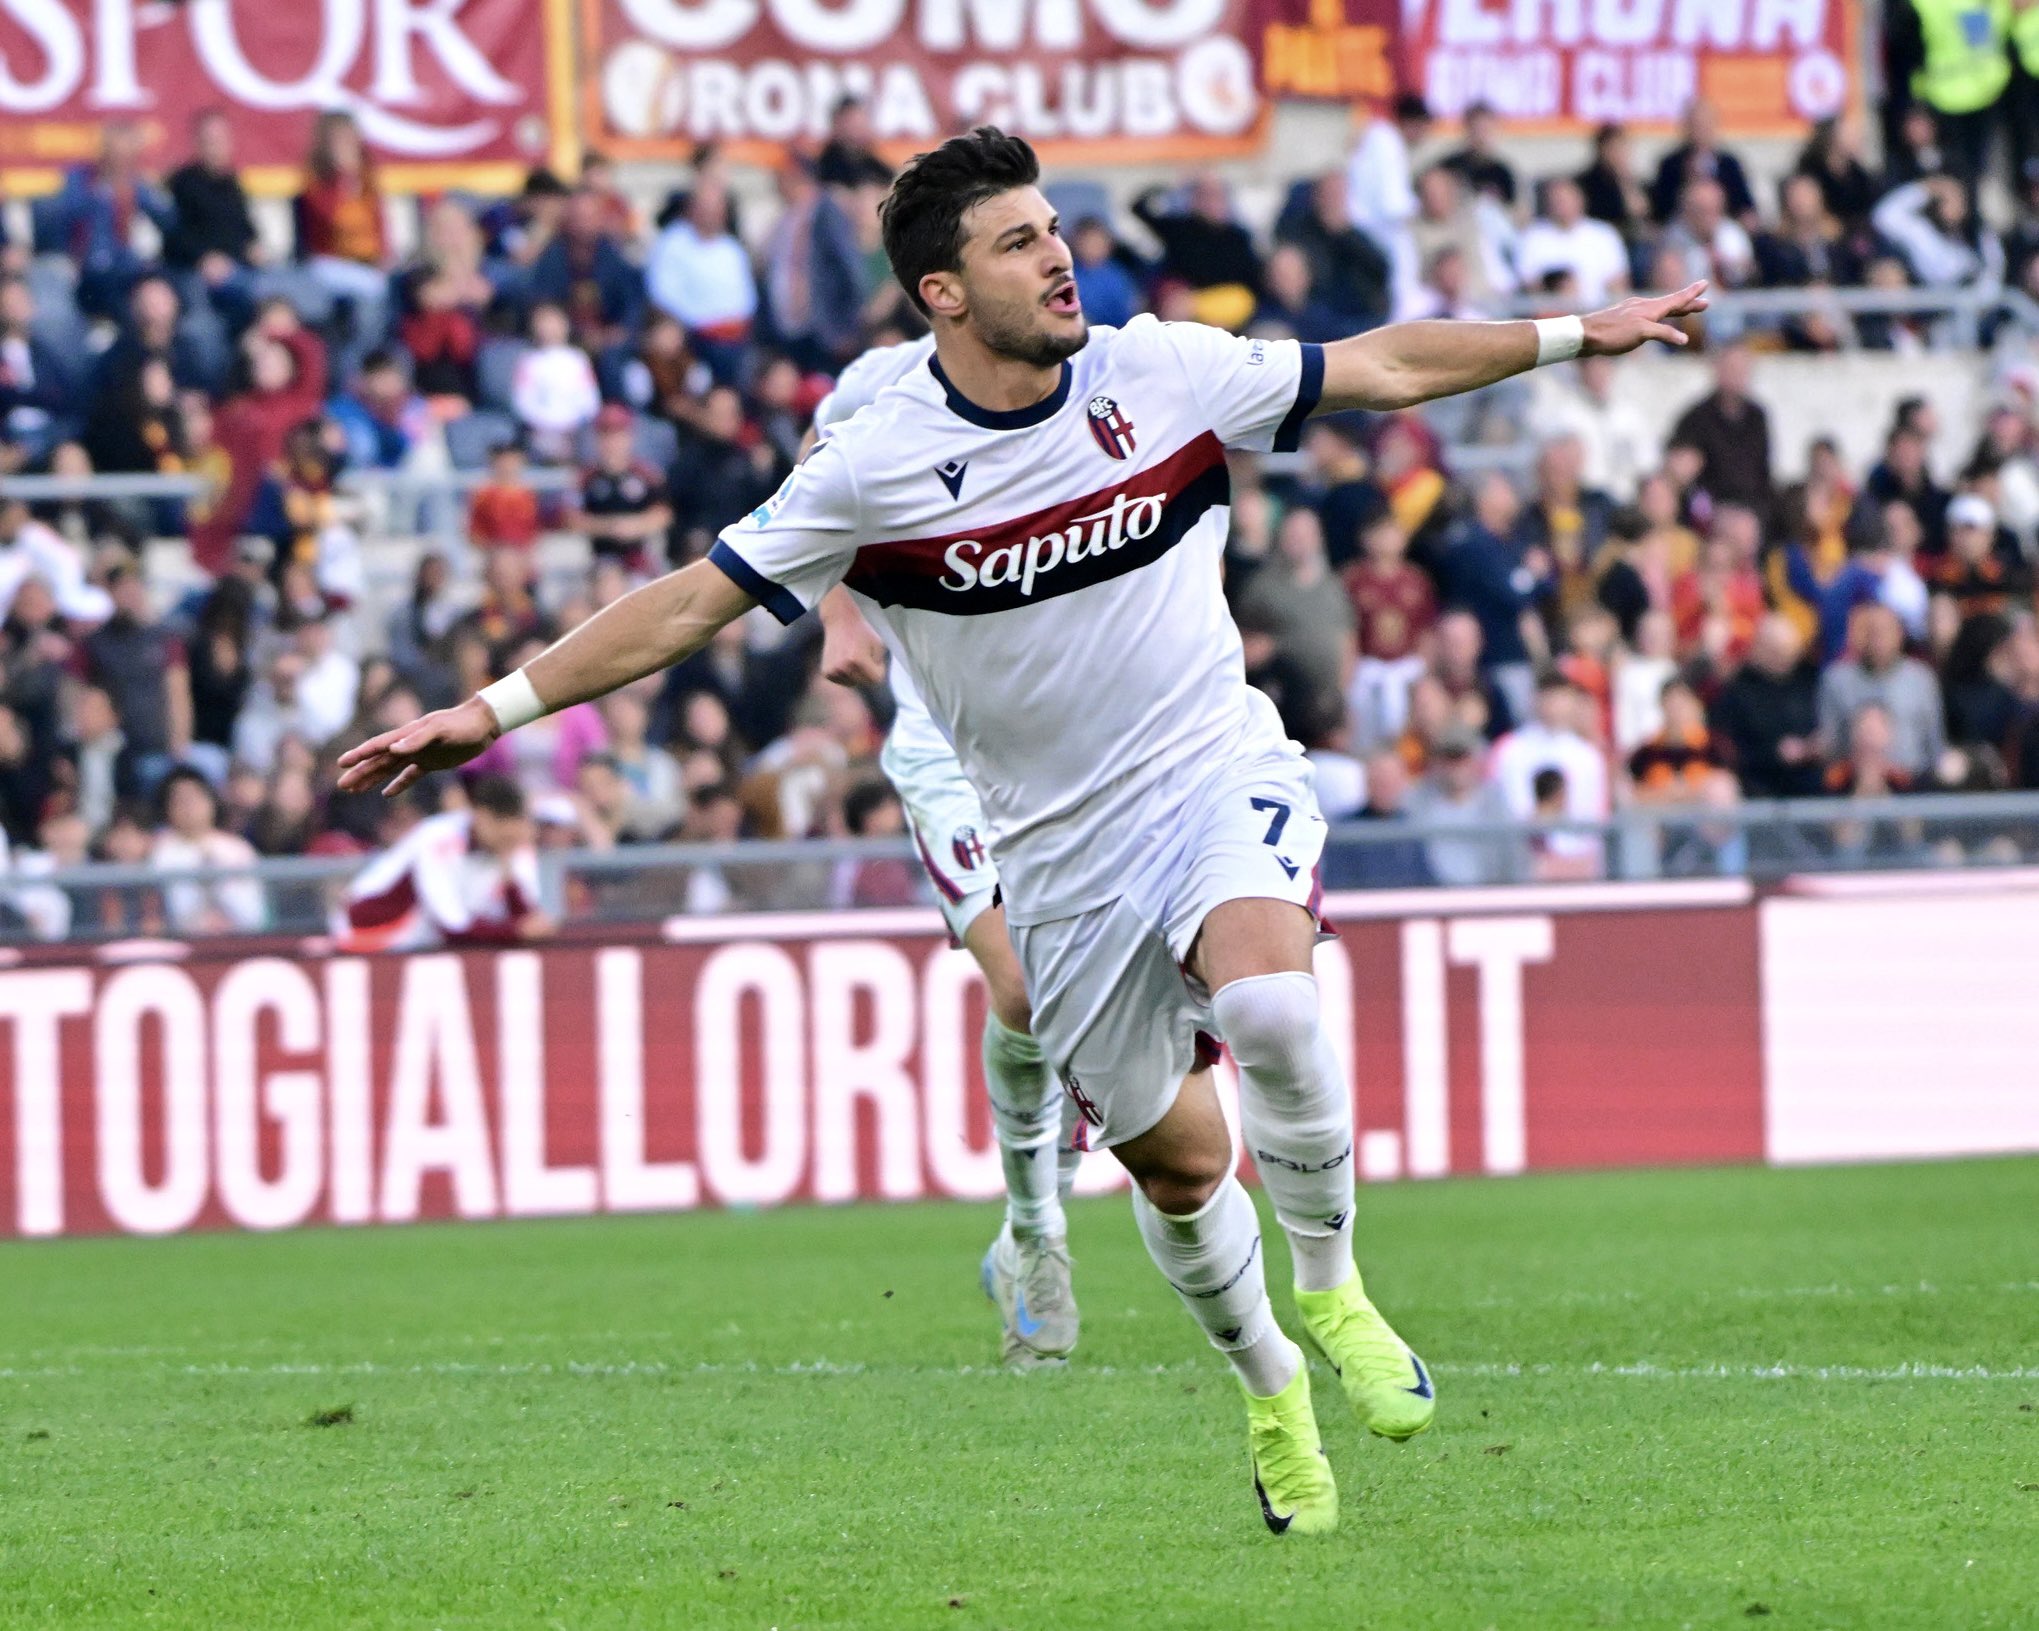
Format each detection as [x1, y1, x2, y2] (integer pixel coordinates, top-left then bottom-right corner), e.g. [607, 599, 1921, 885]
[3, 1158, 2036, 1630]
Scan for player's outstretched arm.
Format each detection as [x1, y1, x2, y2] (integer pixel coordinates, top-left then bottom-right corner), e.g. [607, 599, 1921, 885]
[336, 559, 756, 796]
[1316, 282, 1710, 413]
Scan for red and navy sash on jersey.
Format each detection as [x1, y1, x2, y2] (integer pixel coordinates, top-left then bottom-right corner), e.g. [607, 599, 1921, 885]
[843, 432, 1228, 616]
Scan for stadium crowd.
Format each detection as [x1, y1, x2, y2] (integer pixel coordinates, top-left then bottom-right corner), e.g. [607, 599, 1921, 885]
[2, 90, 2039, 933]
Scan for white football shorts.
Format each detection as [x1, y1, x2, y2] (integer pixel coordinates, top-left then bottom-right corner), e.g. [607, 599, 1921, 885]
[1011, 745, 1329, 1149]
[884, 737, 1001, 944]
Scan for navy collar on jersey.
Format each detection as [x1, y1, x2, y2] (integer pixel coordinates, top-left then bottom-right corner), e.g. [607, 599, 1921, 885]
[927, 354, 1071, 430]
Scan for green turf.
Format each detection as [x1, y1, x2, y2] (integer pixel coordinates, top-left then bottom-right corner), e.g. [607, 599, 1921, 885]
[3, 1159, 2036, 1630]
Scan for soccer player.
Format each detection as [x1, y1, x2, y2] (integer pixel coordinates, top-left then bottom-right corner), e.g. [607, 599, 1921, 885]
[340, 128, 1704, 1536]
[336, 777, 553, 952]
[811, 337, 1081, 1370]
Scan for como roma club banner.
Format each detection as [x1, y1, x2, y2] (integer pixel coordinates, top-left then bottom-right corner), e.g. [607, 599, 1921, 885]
[1401, 0, 1861, 132]
[4, 878, 2036, 1240]
[583, 0, 1304, 165]
[0, 0, 578, 194]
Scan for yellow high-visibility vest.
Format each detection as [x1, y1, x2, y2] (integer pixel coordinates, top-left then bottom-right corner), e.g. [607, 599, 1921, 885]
[1912, 0, 2012, 113]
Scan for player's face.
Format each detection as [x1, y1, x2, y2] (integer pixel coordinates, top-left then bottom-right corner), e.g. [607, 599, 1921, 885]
[953, 186, 1087, 368]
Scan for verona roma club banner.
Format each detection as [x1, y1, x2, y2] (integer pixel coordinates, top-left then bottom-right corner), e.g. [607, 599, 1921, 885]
[582, 0, 1328, 165]
[0, 0, 578, 195]
[5, 878, 2038, 1240]
[1399, 0, 1862, 132]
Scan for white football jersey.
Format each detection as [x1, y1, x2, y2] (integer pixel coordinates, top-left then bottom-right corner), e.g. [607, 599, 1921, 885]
[810, 336, 956, 780]
[715, 317, 1325, 924]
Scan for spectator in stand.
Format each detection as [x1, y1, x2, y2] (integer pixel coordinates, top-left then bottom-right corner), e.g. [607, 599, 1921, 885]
[672, 386, 778, 555]
[512, 301, 601, 464]
[395, 199, 498, 404]
[48, 120, 175, 321]
[327, 349, 429, 475]
[1344, 95, 1426, 313]
[337, 775, 549, 952]
[1756, 173, 1861, 293]
[816, 95, 894, 189]
[1796, 115, 1881, 231]
[600, 686, 685, 840]
[1864, 418, 1951, 551]
[1610, 607, 1679, 752]
[1491, 673, 1608, 864]
[1441, 101, 1517, 206]
[1234, 506, 1354, 706]
[1406, 166, 1513, 318]
[0, 277, 74, 469]
[0, 497, 110, 624]
[1403, 244, 1491, 322]
[1931, 491, 2032, 615]
[1430, 606, 1517, 741]
[1274, 172, 1393, 328]
[1439, 472, 1548, 723]
[527, 187, 644, 356]
[1818, 603, 1946, 775]
[164, 108, 260, 333]
[287, 611, 360, 747]
[1576, 122, 1650, 238]
[243, 420, 364, 608]
[1404, 722, 1523, 886]
[1516, 177, 1630, 306]
[1662, 178, 1756, 290]
[199, 302, 328, 575]
[468, 440, 542, 556]
[1532, 355, 1648, 503]
[1327, 749, 1433, 888]
[1344, 512, 1435, 750]
[294, 111, 390, 377]
[1824, 700, 1918, 800]
[1873, 175, 2005, 292]
[1069, 217, 1142, 329]
[1519, 434, 1614, 628]
[89, 276, 210, 465]
[571, 404, 674, 572]
[647, 178, 758, 386]
[1649, 98, 1757, 225]
[1301, 419, 1387, 568]
[152, 767, 264, 934]
[1628, 677, 1727, 800]
[1255, 244, 1347, 345]
[1672, 505, 1766, 671]
[1712, 613, 1823, 797]
[1669, 344, 1773, 519]
[83, 564, 189, 797]
[1132, 174, 1263, 330]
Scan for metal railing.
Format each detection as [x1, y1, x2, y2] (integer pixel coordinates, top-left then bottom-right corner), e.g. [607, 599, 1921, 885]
[1497, 284, 2039, 348]
[9, 791, 2039, 944]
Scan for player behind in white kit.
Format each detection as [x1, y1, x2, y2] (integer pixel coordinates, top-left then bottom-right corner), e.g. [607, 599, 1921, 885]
[810, 338, 1081, 1370]
[338, 128, 1704, 1536]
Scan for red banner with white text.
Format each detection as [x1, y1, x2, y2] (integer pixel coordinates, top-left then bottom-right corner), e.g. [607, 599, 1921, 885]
[1403, 0, 1861, 132]
[0, 0, 577, 195]
[4, 878, 2038, 1239]
[580, 0, 1282, 166]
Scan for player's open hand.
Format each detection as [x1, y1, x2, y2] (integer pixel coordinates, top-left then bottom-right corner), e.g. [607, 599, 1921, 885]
[1580, 281, 1709, 356]
[336, 696, 500, 797]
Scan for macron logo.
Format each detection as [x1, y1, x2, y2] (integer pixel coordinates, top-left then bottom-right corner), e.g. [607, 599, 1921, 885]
[935, 459, 968, 499]
[937, 489, 1167, 600]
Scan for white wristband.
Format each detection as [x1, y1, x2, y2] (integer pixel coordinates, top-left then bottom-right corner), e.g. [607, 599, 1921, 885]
[478, 670, 547, 733]
[1533, 315, 1585, 366]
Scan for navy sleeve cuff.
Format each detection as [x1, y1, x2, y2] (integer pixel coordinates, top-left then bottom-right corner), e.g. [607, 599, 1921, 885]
[709, 540, 806, 626]
[1273, 342, 1326, 453]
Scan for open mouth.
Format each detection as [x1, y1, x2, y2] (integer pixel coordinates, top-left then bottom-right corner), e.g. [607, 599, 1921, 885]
[1044, 282, 1080, 316]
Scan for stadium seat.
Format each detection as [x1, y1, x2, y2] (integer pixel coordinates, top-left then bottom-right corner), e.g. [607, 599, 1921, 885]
[444, 408, 517, 470]
[475, 337, 529, 413]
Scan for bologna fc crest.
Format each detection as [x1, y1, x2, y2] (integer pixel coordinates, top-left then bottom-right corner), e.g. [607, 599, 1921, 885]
[951, 826, 986, 871]
[1086, 394, 1136, 460]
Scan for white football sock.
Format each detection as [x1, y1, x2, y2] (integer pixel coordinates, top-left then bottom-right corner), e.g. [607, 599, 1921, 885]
[982, 1014, 1065, 1241]
[1211, 972, 1359, 1295]
[1132, 1177, 1300, 1397]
